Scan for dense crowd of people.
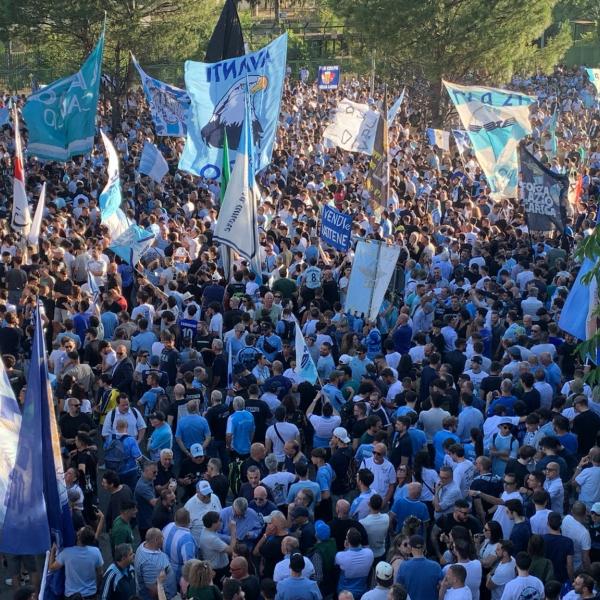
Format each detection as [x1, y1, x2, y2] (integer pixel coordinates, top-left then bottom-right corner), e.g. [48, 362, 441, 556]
[1, 62, 600, 600]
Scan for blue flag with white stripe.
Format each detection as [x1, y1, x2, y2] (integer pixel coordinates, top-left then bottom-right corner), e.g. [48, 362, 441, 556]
[294, 320, 318, 384]
[452, 129, 471, 155]
[179, 33, 287, 179]
[426, 128, 450, 150]
[444, 80, 536, 199]
[109, 224, 155, 266]
[0, 356, 22, 546]
[22, 30, 104, 161]
[132, 54, 190, 137]
[0, 107, 9, 127]
[0, 306, 75, 570]
[99, 130, 131, 240]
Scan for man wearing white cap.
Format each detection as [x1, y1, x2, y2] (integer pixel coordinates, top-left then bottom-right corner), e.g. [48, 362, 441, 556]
[362, 561, 394, 600]
[183, 479, 222, 544]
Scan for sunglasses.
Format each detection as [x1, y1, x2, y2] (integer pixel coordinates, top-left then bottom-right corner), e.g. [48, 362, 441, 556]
[373, 451, 383, 456]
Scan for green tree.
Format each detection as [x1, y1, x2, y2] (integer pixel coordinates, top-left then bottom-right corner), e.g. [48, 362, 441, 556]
[332, 0, 572, 124]
[8, 0, 224, 129]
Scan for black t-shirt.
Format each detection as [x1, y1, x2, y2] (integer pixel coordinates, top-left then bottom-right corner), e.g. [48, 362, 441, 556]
[390, 432, 413, 468]
[167, 398, 190, 433]
[436, 513, 482, 537]
[329, 446, 353, 495]
[0, 327, 23, 355]
[543, 534, 574, 583]
[504, 459, 529, 488]
[105, 485, 134, 530]
[59, 412, 94, 450]
[260, 535, 286, 578]
[160, 348, 180, 386]
[521, 389, 541, 413]
[205, 403, 231, 442]
[178, 457, 207, 501]
[572, 410, 600, 456]
[239, 575, 261, 600]
[72, 449, 98, 491]
[329, 518, 369, 551]
[207, 473, 229, 507]
[480, 375, 503, 397]
[54, 278, 74, 309]
[240, 457, 268, 483]
[211, 355, 228, 388]
[470, 473, 503, 513]
[151, 502, 174, 530]
[244, 399, 271, 443]
[352, 418, 369, 441]
[155, 463, 176, 493]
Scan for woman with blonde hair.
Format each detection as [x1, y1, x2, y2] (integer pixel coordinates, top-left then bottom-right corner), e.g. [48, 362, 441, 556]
[187, 560, 222, 600]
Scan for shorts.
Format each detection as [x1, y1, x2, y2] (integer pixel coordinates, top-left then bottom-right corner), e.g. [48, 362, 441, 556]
[5, 553, 40, 575]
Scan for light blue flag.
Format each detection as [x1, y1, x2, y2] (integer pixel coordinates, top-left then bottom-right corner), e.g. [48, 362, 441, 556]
[586, 67, 600, 94]
[294, 320, 318, 384]
[0, 356, 22, 543]
[0, 107, 9, 126]
[558, 258, 597, 342]
[387, 88, 405, 127]
[109, 224, 155, 265]
[87, 269, 100, 306]
[0, 306, 75, 562]
[426, 128, 450, 150]
[139, 141, 169, 182]
[452, 129, 471, 155]
[22, 30, 104, 161]
[179, 33, 287, 179]
[132, 54, 190, 137]
[444, 80, 536, 198]
[99, 130, 131, 239]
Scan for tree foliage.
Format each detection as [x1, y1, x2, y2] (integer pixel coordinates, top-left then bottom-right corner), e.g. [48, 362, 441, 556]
[331, 0, 572, 123]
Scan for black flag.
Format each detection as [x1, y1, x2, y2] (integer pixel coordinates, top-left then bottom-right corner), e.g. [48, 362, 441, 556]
[519, 144, 568, 233]
[366, 86, 389, 205]
[205, 0, 245, 62]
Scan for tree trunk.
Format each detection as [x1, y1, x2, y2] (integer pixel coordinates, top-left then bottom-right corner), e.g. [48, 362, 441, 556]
[429, 77, 444, 128]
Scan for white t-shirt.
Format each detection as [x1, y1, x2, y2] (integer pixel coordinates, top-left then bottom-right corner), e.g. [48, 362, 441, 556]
[490, 558, 516, 600]
[561, 515, 591, 571]
[530, 509, 551, 535]
[444, 587, 473, 600]
[500, 575, 544, 600]
[265, 421, 299, 462]
[262, 471, 296, 506]
[443, 560, 481, 600]
[359, 513, 390, 558]
[493, 491, 522, 538]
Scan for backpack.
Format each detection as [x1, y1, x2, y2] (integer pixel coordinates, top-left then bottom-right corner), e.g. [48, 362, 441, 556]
[104, 434, 130, 473]
[491, 431, 518, 455]
[109, 406, 142, 430]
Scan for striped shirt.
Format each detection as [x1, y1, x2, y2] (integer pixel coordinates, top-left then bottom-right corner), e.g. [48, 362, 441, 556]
[99, 563, 135, 600]
[162, 523, 197, 581]
[133, 543, 176, 600]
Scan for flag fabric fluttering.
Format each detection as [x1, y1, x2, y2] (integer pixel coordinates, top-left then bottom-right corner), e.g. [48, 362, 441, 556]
[179, 33, 287, 178]
[139, 141, 169, 183]
[205, 0, 245, 63]
[426, 128, 451, 151]
[212, 93, 261, 277]
[11, 107, 32, 237]
[87, 270, 101, 306]
[452, 129, 471, 155]
[387, 88, 405, 127]
[0, 306, 75, 565]
[558, 258, 599, 348]
[323, 98, 380, 155]
[131, 54, 190, 137]
[444, 80, 536, 199]
[109, 224, 155, 267]
[585, 67, 600, 94]
[99, 131, 131, 240]
[227, 338, 234, 390]
[294, 320, 318, 385]
[22, 29, 104, 161]
[220, 130, 234, 281]
[366, 87, 390, 204]
[0, 355, 23, 545]
[27, 182, 46, 248]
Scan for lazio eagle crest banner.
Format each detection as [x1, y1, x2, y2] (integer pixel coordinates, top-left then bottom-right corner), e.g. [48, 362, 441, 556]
[444, 80, 536, 199]
[179, 33, 287, 179]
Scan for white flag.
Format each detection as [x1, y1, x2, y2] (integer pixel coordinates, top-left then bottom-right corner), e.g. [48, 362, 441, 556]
[27, 182, 46, 247]
[99, 130, 131, 240]
[213, 99, 260, 266]
[11, 108, 31, 236]
[323, 99, 380, 155]
[139, 141, 169, 183]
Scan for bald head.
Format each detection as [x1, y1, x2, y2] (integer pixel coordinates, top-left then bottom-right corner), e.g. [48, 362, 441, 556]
[253, 485, 268, 500]
[336, 499, 350, 517]
[407, 482, 422, 499]
[230, 556, 248, 578]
